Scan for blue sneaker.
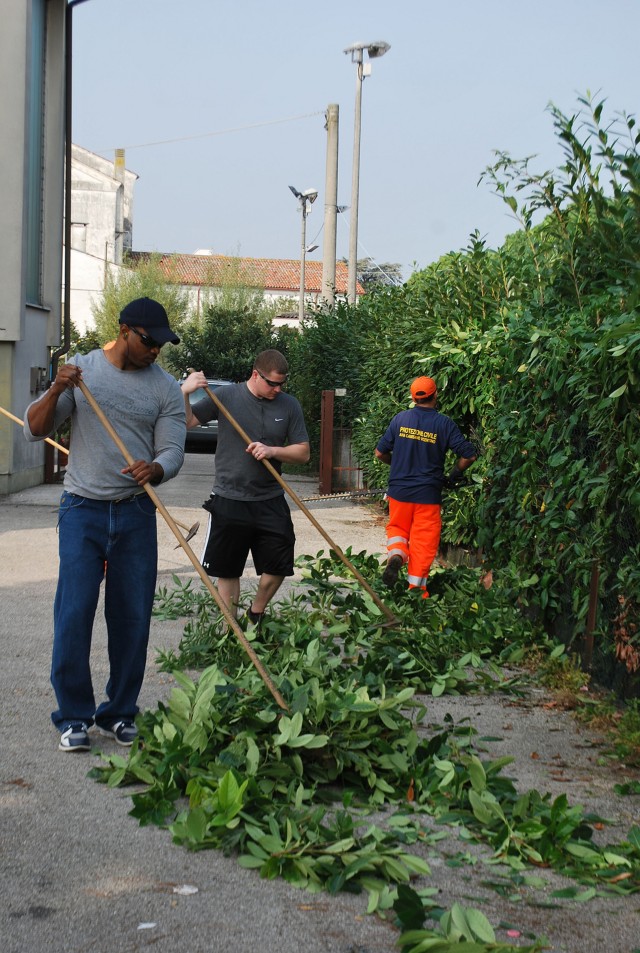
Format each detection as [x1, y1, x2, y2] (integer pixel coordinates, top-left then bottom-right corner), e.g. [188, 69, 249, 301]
[58, 723, 91, 752]
[97, 720, 137, 746]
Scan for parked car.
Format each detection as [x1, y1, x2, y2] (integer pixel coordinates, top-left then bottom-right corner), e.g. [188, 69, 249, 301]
[183, 379, 233, 452]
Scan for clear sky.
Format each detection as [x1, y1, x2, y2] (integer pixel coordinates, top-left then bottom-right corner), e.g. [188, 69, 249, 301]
[72, 0, 639, 282]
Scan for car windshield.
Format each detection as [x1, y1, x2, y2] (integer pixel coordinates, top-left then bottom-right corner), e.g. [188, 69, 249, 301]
[190, 388, 208, 403]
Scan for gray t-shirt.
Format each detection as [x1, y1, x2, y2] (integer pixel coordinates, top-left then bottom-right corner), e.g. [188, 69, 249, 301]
[24, 349, 185, 500]
[192, 382, 308, 501]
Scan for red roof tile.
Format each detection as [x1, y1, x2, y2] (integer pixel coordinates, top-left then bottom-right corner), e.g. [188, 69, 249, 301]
[127, 251, 363, 296]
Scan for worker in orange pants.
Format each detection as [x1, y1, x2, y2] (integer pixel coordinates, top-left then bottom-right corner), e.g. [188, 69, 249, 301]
[385, 499, 441, 597]
[375, 376, 476, 595]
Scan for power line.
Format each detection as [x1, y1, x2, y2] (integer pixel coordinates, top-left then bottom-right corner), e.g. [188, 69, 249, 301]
[97, 110, 326, 153]
[336, 210, 403, 285]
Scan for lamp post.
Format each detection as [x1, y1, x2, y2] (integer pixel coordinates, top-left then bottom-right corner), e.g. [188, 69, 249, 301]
[343, 40, 390, 304]
[289, 185, 318, 322]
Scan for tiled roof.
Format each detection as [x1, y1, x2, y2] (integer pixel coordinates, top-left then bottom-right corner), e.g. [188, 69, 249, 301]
[127, 251, 363, 296]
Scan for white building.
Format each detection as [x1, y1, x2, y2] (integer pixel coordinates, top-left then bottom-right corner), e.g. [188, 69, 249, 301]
[66, 144, 137, 333]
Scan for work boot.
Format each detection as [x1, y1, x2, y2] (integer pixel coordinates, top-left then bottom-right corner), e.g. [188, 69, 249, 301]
[382, 555, 403, 588]
[245, 608, 265, 632]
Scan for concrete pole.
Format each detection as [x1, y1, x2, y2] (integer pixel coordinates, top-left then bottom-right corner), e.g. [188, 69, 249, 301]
[299, 201, 307, 324]
[322, 104, 339, 305]
[348, 54, 364, 304]
[114, 148, 125, 266]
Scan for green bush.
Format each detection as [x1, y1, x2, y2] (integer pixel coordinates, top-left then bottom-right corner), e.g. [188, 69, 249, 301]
[345, 94, 640, 690]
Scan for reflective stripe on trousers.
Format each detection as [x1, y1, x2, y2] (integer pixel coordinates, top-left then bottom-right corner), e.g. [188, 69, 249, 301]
[385, 498, 441, 591]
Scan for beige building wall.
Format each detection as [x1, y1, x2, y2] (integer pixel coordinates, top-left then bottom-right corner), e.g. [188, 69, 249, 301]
[0, 0, 67, 494]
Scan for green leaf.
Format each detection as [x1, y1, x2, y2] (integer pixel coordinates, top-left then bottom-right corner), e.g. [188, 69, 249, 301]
[466, 756, 487, 793]
[244, 840, 269, 860]
[322, 837, 355, 854]
[287, 733, 329, 748]
[602, 851, 631, 867]
[401, 855, 431, 877]
[464, 908, 496, 943]
[217, 770, 245, 813]
[551, 886, 597, 901]
[394, 883, 426, 930]
[379, 710, 399, 730]
[168, 686, 192, 721]
[564, 843, 602, 861]
[431, 679, 446, 697]
[627, 826, 640, 852]
[185, 807, 207, 844]
[273, 716, 293, 745]
[258, 834, 285, 853]
[245, 736, 260, 774]
[238, 854, 266, 869]
[468, 790, 493, 825]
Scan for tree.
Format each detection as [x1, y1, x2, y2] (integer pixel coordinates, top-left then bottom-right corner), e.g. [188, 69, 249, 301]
[91, 253, 191, 347]
[339, 257, 404, 291]
[166, 306, 274, 381]
[64, 321, 102, 357]
[163, 258, 299, 381]
[286, 300, 370, 463]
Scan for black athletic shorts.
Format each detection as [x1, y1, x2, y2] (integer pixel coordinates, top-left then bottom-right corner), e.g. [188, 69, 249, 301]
[201, 494, 295, 578]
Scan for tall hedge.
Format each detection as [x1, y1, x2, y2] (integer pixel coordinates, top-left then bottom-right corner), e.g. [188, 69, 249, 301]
[347, 95, 640, 689]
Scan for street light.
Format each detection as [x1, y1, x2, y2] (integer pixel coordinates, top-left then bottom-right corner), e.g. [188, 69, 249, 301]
[343, 40, 390, 304]
[289, 185, 318, 322]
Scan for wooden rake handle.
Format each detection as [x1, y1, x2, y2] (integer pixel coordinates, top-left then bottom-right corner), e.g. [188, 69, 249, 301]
[191, 374, 397, 626]
[0, 405, 69, 456]
[77, 380, 289, 712]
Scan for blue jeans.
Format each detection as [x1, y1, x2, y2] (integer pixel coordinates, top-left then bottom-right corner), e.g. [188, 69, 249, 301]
[51, 491, 158, 731]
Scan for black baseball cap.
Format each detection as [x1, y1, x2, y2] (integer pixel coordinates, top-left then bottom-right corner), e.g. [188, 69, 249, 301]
[119, 297, 180, 344]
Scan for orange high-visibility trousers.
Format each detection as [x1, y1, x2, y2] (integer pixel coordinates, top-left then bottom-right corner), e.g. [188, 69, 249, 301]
[385, 498, 442, 594]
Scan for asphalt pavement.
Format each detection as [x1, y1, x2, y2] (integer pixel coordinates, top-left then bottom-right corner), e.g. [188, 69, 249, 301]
[1, 453, 639, 953]
[0, 452, 397, 953]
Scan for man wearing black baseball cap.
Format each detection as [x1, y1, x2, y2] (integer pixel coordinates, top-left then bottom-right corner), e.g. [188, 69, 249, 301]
[25, 298, 185, 753]
[119, 297, 180, 345]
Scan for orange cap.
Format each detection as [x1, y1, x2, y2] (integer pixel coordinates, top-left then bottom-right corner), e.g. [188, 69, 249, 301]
[410, 376, 437, 400]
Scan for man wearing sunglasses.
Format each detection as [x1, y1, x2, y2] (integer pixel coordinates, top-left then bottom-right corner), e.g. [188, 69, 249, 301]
[182, 351, 310, 629]
[24, 297, 185, 753]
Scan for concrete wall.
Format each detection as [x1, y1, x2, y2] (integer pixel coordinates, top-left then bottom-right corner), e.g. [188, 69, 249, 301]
[0, 0, 67, 495]
[65, 251, 131, 336]
[65, 145, 137, 333]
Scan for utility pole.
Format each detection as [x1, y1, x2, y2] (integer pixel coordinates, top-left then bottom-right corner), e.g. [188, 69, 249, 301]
[348, 55, 363, 305]
[343, 41, 390, 305]
[322, 104, 339, 305]
[289, 186, 318, 323]
[298, 200, 308, 323]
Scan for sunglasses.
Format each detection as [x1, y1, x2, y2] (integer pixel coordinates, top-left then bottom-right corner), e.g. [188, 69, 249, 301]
[128, 325, 164, 349]
[256, 369, 287, 388]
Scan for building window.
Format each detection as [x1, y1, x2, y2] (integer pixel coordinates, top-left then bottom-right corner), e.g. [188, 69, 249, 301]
[26, 0, 47, 305]
[71, 222, 87, 252]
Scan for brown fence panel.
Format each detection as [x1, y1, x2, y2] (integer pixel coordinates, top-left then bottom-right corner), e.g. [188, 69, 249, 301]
[319, 389, 363, 495]
[319, 390, 334, 495]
